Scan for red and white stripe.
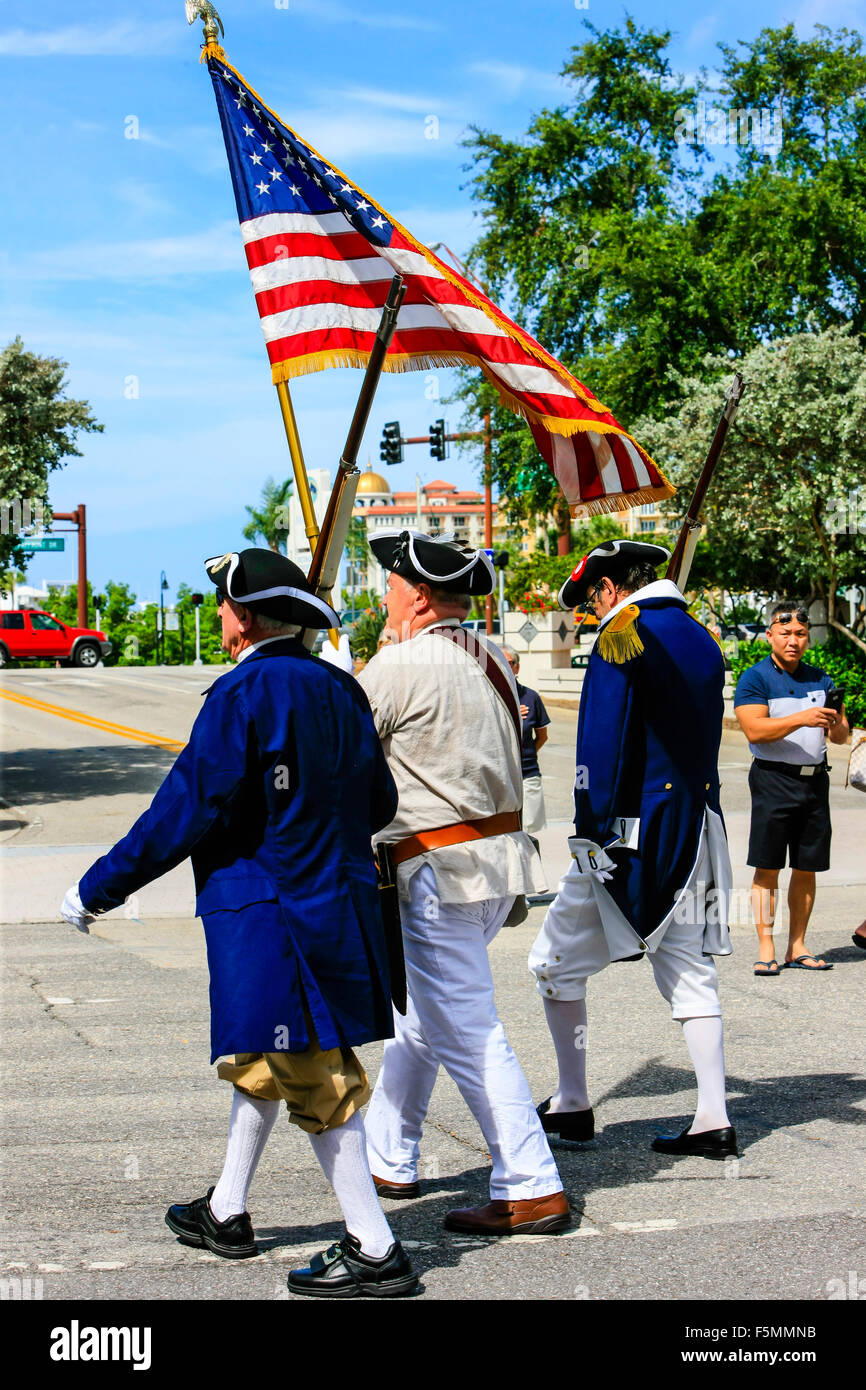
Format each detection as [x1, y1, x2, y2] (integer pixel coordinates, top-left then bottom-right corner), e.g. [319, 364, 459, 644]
[240, 210, 673, 517]
[242, 211, 610, 426]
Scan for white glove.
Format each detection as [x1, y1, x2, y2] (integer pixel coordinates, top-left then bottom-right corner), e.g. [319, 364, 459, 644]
[318, 632, 354, 673]
[61, 883, 97, 934]
[568, 838, 616, 884]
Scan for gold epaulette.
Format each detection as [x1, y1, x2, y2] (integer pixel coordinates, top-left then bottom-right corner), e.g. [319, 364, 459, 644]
[596, 604, 643, 664]
[686, 613, 723, 649]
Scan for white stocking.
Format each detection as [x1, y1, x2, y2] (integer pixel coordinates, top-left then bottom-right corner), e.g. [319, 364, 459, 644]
[308, 1111, 395, 1259]
[681, 1016, 730, 1133]
[210, 1090, 280, 1222]
[542, 996, 590, 1112]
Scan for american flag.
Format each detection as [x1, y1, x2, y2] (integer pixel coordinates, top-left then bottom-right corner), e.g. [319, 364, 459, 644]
[207, 53, 674, 517]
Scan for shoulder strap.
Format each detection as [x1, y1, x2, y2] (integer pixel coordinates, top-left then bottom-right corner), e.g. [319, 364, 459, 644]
[428, 625, 522, 750]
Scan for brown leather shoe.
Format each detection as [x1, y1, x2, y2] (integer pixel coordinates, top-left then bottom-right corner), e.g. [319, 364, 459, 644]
[372, 1174, 421, 1200]
[443, 1191, 570, 1235]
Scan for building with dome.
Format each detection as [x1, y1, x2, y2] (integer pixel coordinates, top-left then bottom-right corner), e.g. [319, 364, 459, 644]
[349, 465, 541, 598]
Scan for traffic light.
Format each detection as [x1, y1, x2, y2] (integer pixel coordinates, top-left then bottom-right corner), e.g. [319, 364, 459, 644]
[380, 421, 403, 465]
[190, 592, 204, 607]
[493, 551, 509, 570]
[429, 419, 447, 462]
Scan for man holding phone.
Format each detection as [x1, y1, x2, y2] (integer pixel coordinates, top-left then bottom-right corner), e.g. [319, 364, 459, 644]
[734, 603, 849, 975]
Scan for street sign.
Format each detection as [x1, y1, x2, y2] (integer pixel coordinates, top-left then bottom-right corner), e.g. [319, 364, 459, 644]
[20, 536, 64, 552]
[165, 612, 180, 632]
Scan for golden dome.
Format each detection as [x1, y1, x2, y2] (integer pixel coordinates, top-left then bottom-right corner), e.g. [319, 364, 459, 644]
[357, 465, 391, 495]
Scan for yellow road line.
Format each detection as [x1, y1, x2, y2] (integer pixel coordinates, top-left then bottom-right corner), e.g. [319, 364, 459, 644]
[0, 687, 187, 752]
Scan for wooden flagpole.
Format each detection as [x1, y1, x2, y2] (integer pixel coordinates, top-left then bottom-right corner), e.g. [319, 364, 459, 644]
[187, 2, 321, 559]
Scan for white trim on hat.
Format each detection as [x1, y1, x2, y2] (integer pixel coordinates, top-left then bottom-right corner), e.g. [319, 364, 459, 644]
[373, 527, 495, 587]
[235, 584, 339, 626]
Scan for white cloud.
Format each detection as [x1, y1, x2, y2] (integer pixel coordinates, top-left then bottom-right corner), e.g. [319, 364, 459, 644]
[7, 222, 244, 283]
[282, 108, 463, 161]
[467, 61, 567, 101]
[685, 15, 720, 51]
[288, 1, 439, 32]
[114, 181, 176, 219]
[337, 86, 456, 115]
[0, 21, 179, 57]
[792, 0, 866, 30]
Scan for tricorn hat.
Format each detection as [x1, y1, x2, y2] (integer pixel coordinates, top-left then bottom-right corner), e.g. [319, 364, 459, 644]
[558, 539, 670, 610]
[369, 529, 495, 596]
[204, 548, 339, 628]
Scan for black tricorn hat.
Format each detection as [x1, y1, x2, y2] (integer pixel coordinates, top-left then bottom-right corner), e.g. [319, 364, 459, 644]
[204, 549, 339, 628]
[558, 539, 670, 610]
[369, 529, 495, 596]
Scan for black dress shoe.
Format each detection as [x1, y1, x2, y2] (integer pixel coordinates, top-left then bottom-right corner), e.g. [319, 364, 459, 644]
[287, 1234, 419, 1298]
[651, 1126, 738, 1159]
[164, 1186, 258, 1259]
[537, 1098, 595, 1143]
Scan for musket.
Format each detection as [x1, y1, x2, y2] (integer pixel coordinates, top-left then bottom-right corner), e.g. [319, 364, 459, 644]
[666, 372, 747, 593]
[303, 275, 406, 648]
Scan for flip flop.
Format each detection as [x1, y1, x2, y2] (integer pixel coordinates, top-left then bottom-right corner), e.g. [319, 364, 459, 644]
[852, 934, 866, 952]
[753, 959, 780, 976]
[782, 954, 833, 971]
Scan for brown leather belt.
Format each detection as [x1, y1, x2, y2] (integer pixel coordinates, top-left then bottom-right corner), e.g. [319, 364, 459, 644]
[391, 812, 521, 867]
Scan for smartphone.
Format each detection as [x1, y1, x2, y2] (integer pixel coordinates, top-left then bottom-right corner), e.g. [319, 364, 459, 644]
[825, 688, 845, 713]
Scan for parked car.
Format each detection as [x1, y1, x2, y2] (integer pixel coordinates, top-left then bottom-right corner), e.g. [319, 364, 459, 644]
[719, 621, 767, 642]
[0, 610, 112, 668]
[461, 618, 501, 635]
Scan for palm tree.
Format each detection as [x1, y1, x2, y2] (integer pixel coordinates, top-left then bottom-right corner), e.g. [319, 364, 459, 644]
[243, 477, 294, 554]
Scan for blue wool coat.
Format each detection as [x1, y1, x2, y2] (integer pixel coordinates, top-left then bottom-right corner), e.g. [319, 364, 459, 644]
[79, 639, 398, 1060]
[574, 592, 726, 945]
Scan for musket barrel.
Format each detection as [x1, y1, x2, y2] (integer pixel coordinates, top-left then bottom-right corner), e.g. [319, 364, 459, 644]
[307, 276, 405, 595]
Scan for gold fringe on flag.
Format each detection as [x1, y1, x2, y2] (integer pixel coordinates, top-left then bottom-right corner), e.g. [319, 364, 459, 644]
[209, 50, 612, 416]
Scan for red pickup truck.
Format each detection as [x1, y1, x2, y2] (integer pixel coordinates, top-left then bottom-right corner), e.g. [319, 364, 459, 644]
[0, 610, 112, 668]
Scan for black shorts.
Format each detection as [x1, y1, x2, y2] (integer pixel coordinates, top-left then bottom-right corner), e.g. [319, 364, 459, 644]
[747, 761, 831, 872]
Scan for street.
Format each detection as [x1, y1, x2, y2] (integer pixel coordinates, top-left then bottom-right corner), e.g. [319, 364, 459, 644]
[1, 666, 864, 1303]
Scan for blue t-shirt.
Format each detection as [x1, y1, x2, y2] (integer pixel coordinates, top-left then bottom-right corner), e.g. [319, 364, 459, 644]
[734, 655, 835, 765]
[516, 682, 550, 778]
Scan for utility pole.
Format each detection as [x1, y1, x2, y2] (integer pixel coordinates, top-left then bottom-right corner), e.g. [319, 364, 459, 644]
[379, 419, 502, 634]
[52, 505, 87, 628]
[483, 410, 493, 634]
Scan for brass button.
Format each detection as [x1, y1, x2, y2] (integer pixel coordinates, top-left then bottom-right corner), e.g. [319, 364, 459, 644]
[546, 988, 553, 995]
[539, 975, 547, 981]
[555, 955, 561, 961]
[665, 782, 672, 790]
[705, 782, 710, 790]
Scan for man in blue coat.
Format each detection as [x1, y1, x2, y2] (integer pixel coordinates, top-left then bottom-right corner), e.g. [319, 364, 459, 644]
[529, 540, 737, 1160]
[60, 548, 418, 1298]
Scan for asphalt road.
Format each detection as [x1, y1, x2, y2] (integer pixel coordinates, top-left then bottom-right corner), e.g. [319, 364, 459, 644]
[1, 666, 864, 1314]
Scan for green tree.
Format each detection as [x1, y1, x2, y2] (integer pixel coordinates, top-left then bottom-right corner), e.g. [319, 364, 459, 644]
[0, 338, 102, 573]
[243, 476, 293, 553]
[456, 20, 866, 543]
[633, 327, 866, 652]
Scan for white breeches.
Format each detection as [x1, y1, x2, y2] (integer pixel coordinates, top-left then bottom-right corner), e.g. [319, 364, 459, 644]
[529, 836, 722, 1020]
[365, 864, 562, 1200]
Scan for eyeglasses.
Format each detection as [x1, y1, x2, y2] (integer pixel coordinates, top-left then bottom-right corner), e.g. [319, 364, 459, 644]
[216, 590, 227, 608]
[771, 609, 809, 626]
[585, 581, 605, 606]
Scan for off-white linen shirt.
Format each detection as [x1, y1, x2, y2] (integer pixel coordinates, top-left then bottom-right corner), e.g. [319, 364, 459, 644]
[358, 618, 546, 903]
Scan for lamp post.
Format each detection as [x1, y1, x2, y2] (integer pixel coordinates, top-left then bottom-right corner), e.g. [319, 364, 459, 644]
[159, 572, 168, 666]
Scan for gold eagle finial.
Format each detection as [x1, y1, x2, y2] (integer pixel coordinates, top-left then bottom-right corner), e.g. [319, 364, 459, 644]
[185, 1, 224, 46]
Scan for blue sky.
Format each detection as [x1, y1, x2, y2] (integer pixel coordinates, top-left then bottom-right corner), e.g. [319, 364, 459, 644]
[2, 0, 862, 605]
